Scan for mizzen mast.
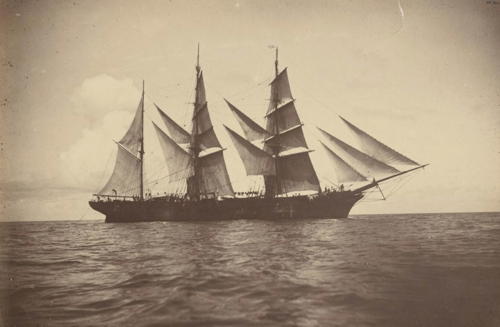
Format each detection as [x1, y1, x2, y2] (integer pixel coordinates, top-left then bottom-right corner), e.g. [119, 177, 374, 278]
[190, 43, 202, 200]
[139, 80, 145, 200]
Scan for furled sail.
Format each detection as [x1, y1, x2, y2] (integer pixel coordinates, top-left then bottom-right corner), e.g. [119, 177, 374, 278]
[264, 67, 320, 195]
[320, 142, 367, 183]
[318, 127, 399, 178]
[153, 122, 193, 182]
[225, 99, 268, 141]
[99, 144, 141, 196]
[155, 104, 191, 144]
[224, 125, 275, 176]
[340, 116, 419, 166]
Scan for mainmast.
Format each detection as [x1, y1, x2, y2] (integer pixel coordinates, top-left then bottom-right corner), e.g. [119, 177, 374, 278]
[274, 48, 279, 77]
[191, 44, 201, 200]
[140, 80, 145, 200]
[156, 47, 234, 200]
[271, 48, 282, 195]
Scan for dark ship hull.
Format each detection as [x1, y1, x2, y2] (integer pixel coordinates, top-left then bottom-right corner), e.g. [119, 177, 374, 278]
[89, 191, 363, 223]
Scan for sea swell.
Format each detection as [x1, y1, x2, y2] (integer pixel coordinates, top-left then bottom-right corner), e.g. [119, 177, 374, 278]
[1, 212, 500, 326]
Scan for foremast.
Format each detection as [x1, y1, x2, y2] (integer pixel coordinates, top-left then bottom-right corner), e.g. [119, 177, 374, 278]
[96, 81, 145, 199]
[224, 50, 427, 199]
[267, 48, 282, 195]
[154, 45, 234, 201]
[225, 49, 321, 198]
[190, 44, 202, 200]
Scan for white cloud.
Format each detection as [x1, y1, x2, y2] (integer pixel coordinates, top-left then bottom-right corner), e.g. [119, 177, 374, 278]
[60, 75, 141, 190]
[71, 74, 140, 121]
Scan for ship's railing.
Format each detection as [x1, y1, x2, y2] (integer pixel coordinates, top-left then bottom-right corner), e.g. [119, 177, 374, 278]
[91, 194, 140, 202]
[233, 191, 263, 198]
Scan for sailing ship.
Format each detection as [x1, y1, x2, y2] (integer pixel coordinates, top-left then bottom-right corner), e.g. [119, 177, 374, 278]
[89, 47, 428, 222]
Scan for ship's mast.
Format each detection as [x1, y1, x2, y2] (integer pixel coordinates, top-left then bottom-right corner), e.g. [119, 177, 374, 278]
[191, 44, 201, 200]
[139, 80, 145, 200]
[272, 48, 282, 195]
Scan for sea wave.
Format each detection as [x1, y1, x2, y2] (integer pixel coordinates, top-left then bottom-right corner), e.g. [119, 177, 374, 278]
[1, 212, 500, 326]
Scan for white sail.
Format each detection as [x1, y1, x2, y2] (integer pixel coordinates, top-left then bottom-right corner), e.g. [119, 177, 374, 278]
[195, 71, 207, 106]
[99, 144, 141, 196]
[340, 116, 419, 166]
[119, 93, 143, 155]
[156, 104, 191, 144]
[197, 150, 234, 197]
[225, 126, 275, 176]
[267, 68, 294, 112]
[320, 142, 367, 183]
[318, 127, 399, 178]
[153, 123, 193, 182]
[225, 99, 268, 141]
[265, 101, 301, 134]
[192, 103, 222, 149]
[264, 67, 320, 195]
[187, 64, 234, 199]
[265, 124, 307, 152]
[98, 92, 144, 196]
[278, 152, 321, 194]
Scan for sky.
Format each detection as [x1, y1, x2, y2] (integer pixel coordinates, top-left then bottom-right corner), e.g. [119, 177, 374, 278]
[1, 0, 499, 221]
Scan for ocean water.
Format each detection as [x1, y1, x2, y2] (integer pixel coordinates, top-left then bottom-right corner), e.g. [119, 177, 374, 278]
[1, 212, 499, 326]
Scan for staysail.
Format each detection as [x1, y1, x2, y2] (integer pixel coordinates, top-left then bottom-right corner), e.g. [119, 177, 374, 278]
[156, 104, 191, 144]
[320, 142, 367, 183]
[224, 125, 275, 176]
[339, 116, 419, 166]
[153, 122, 193, 182]
[318, 127, 399, 178]
[225, 99, 268, 142]
[98, 88, 144, 197]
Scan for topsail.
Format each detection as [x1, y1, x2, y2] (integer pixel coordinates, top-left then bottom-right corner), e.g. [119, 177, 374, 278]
[226, 54, 320, 196]
[264, 65, 320, 195]
[186, 56, 234, 198]
[90, 48, 429, 223]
